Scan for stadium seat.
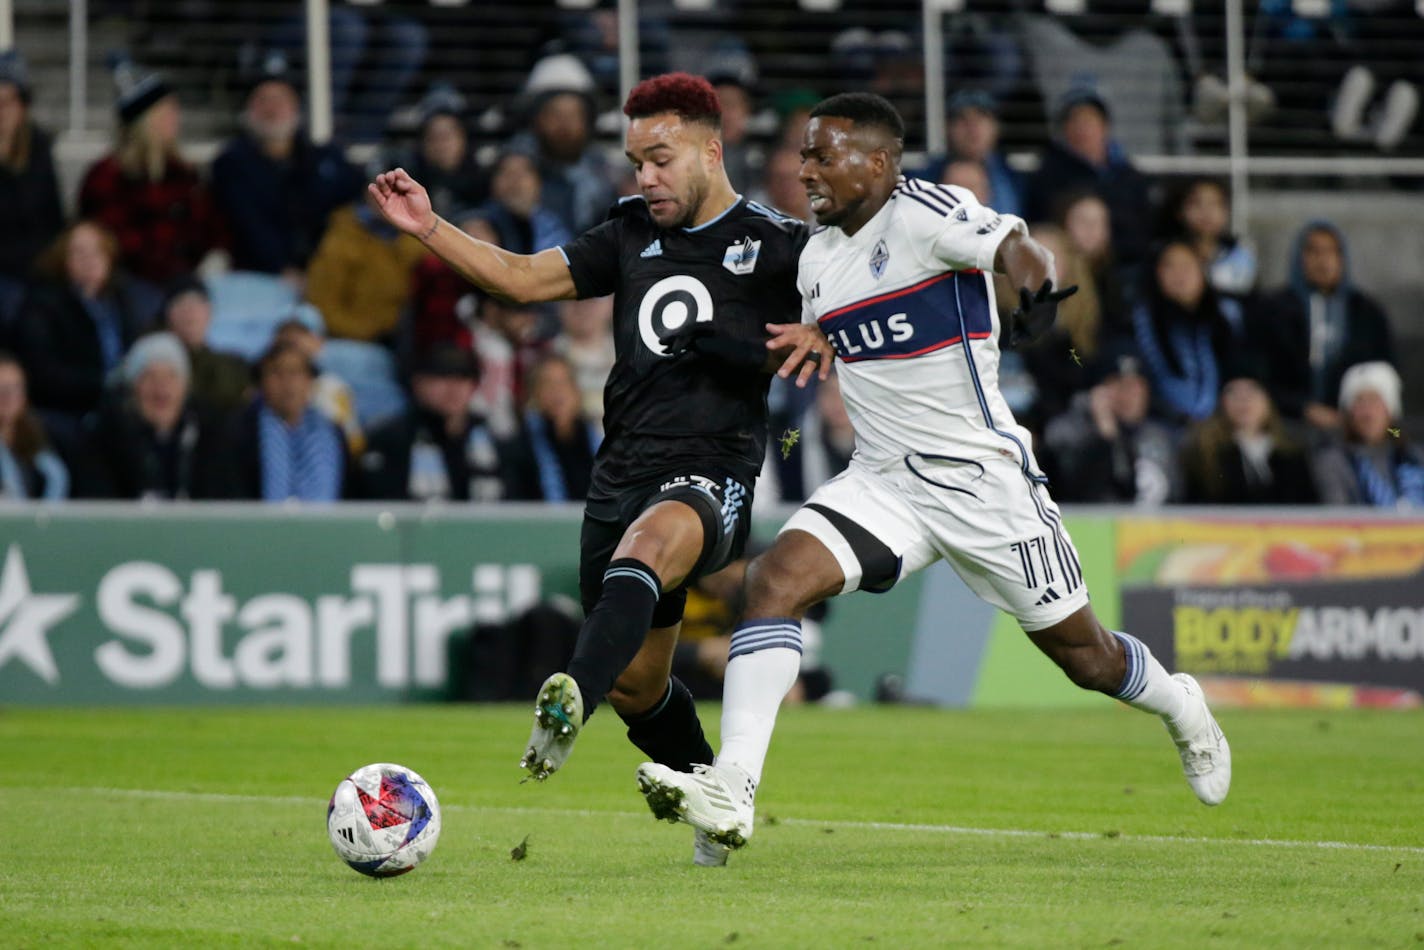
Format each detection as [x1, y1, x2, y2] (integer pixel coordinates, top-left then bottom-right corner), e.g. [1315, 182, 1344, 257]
[205, 271, 321, 360]
[319, 338, 409, 428]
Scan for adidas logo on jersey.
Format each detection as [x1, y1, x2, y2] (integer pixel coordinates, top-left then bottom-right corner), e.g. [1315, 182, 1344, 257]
[640, 239, 663, 258]
[1034, 587, 1061, 606]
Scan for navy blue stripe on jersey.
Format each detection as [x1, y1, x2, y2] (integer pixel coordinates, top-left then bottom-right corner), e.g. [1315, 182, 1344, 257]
[818, 271, 993, 363]
[906, 181, 959, 216]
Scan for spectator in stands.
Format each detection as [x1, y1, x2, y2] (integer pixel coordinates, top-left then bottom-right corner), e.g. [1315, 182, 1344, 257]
[1026, 89, 1152, 276]
[479, 150, 573, 257]
[405, 213, 493, 357]
[13, 222, 154, 446]
[79, 61, 224, 288]
[1042, 346, 1178, 505]
[1010, 224, 1106, 423]
[0, 49, 64, 284]
[1314, 362, 1424, 507]
[211, 51, 363, 284]
[398, 85, 486, 220]
[1247, 221, 1394, 434]
[708, 58, 759, 193]
[271, 319, 362, 453]
[507, 54, 615, 236]
[1163, 178, 1256, 310]
[1179, 375, 1317, 505]
[0, 352, 68, 500]
[160, 278, 250, 413]
[304, 199, 426, 343]
[772, 87, 820, 151]
[516, 353, 600, 502]
[357, 344, 525, 502]
[75, 333, 226, 500]
[939, 159, 991, 206]
[1058, 190, 1128, 335]
[473, 293, 552, 438]
[225, 340, 348, 502]
[937, 89, 1022, 217]
[757, 146, 811, 221]
[1132, 241, 1243, 425]
[552, 294, 614, 428]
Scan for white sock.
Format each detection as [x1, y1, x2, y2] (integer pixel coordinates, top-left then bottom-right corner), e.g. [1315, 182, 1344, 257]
[716, 619, 803, 785]
[1112, 631, 1189, 727]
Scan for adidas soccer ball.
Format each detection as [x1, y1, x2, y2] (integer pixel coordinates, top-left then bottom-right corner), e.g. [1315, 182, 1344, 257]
[327, 763, 442, 877]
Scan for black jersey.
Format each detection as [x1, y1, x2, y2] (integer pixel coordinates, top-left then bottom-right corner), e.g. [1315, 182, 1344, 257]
[561, 195, 809, 502]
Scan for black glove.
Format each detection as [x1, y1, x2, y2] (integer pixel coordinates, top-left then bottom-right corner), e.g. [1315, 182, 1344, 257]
[661, 323, 766, 373]
[1008, 280, 1078, 348]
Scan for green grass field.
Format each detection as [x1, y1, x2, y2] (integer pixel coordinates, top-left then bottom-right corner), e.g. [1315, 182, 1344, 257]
[3, 703, 1421, 948]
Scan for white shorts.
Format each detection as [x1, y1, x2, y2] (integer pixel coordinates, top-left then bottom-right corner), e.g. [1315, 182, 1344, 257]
[780, 454, 1090, 632]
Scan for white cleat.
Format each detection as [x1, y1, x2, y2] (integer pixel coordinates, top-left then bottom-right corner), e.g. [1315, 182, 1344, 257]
[693, 829, 730, 868]
[636, 761, 756, 850]
[518, 673, 584, 782]
[1167, 673, 1232, 805]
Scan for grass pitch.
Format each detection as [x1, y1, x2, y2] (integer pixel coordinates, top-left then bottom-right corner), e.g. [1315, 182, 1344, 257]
[2, 703, 1421, 948]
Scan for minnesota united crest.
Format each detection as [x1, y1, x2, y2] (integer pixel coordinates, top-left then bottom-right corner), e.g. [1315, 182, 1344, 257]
[869, 239, 889, 280]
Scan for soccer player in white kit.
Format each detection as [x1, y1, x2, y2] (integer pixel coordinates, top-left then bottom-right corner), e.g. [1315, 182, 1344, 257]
[636, 92, 1232, 865]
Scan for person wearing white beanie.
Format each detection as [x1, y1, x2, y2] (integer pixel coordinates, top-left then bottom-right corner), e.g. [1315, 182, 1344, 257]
[1314, 360, 1424, 507]
[77, 332, 227, 499]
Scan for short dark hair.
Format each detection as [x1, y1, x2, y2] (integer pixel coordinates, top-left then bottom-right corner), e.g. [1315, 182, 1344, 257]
[623, 72, 722, 130]
[809, 92, 906, 142]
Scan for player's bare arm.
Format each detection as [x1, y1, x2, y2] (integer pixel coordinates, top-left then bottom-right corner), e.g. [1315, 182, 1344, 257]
[766, 322, 835, 387]
[368, 168, 576, 304]
[995, 229, 1078, 346]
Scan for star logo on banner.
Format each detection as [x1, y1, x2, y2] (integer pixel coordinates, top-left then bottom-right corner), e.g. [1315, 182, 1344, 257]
[0, 544, 80, 685]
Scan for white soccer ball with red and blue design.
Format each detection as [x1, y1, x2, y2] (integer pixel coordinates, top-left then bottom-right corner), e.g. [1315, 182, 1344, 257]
[327, 763, 441, 877]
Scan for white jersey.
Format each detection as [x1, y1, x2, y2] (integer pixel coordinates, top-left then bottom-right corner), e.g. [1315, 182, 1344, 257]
[798, 178, 1033, 473]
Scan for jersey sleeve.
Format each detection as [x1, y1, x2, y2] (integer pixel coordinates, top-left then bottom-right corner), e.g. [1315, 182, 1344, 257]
[907, 183, 1026, 273]
[558, 217, 624, 299]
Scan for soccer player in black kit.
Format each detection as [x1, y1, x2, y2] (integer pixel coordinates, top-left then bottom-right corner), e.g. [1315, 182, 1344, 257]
[370, 74, 831, 815]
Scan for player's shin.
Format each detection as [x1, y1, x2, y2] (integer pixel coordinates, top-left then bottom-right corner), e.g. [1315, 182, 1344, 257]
[716, 618, 804, 785]
[566, 558, 663, 720]
[619, 676, 714, 772]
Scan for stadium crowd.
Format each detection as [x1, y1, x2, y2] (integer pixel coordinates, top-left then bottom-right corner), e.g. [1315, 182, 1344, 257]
[0, 6, 1420, 508]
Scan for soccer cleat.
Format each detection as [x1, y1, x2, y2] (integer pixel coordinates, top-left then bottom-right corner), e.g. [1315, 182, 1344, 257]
[635, 761, 756, 849]
[519, 673, 584, 782]
[1166, 673, 1232, 806]
[693, 829, 731, 868]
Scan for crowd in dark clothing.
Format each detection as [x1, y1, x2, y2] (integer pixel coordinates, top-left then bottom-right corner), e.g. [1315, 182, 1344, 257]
[0, 32, 1418, 512]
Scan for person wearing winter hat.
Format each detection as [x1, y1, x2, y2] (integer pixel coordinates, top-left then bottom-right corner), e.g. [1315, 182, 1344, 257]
[1313, 361, 1424, 508]
[395, 85, 487, 220]
[0, 48, 65, 281]
[505, 54, 615, 236]
[211, 48, 363, 283]
[75, 331, 228, 500]
[77, 59, 224, 287]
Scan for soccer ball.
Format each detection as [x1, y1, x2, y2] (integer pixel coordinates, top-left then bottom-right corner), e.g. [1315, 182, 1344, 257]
[327, 763, 442, 877]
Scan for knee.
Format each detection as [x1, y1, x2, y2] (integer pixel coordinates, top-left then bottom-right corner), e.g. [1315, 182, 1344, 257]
[745, 554, 811, 617]
[608, 667, 666, 717]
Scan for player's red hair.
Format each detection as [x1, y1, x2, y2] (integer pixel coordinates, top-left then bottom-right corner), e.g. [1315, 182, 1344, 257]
[623, 72, 722, 128]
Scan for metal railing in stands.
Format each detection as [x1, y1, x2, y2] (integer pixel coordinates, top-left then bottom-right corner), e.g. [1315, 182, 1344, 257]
[8, 0, 1424, 226]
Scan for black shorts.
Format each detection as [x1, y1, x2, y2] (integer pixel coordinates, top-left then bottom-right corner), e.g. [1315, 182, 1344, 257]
[580, 470, 754, 628]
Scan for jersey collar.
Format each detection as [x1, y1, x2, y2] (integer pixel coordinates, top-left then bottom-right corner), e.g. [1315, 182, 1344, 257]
[681, 194, 744, 233]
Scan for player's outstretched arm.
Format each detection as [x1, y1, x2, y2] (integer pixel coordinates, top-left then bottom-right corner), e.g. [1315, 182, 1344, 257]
[995, 230, 1077, 347]
[369, 168, 576, 304]
[766, 322, 835, 388]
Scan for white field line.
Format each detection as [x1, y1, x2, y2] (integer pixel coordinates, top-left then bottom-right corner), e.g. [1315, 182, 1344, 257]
[34, 785, 1424, 856]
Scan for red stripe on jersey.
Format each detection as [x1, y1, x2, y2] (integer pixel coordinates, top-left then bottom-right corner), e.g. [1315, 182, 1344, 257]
[818, 272, 954, 323]
[838, 330, 993, 363]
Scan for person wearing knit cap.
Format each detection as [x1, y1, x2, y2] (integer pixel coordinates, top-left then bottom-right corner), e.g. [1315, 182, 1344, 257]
[74, 331, 228, 500]
[1314, 361, 1424, 508]
[211, 47, 363, 279]
[77, 58, 224, 287]
[505, 54, 615, 236]
[393, 85, 487, 221]
[0, 48, 65, 281]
